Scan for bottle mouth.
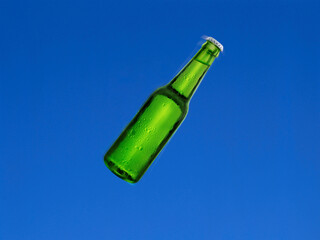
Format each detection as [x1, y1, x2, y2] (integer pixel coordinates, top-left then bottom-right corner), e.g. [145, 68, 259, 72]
[205, 36, 223, 52]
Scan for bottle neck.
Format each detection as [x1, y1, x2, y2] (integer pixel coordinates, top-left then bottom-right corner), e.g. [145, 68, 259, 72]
[167, 41, 221, 100]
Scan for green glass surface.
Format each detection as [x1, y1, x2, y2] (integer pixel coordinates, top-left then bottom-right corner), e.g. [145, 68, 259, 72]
[104, 39, 221, 183]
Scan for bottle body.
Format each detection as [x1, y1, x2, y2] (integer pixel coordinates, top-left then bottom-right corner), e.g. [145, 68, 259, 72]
[104, 37, 222, 183]
[105, 86, 188, 183]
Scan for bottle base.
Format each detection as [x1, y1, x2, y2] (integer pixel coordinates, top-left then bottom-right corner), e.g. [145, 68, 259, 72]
[104, 156, 137, 184]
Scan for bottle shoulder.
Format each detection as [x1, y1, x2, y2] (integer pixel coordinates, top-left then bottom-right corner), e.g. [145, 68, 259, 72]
[151, 86, 189, 114]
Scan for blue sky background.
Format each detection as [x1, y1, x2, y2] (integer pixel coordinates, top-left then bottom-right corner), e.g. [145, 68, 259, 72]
[1, 0, 319, 239]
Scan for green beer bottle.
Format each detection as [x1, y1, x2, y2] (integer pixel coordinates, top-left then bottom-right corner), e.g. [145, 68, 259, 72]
[104, 36, 223, 183]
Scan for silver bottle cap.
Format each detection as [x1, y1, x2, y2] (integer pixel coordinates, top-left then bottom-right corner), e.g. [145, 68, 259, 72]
[205, 36, 223, 52]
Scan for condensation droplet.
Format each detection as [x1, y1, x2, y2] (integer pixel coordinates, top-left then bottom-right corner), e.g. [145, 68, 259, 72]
[135, 145, 143, 151]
